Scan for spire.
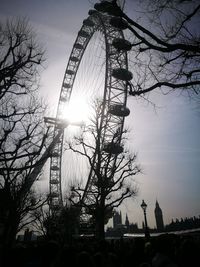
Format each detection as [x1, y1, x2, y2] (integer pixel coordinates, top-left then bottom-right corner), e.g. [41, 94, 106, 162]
[113, 210, 122, 228]
[125, 213, 129, 226]
[154, 200, 164, 232]
[155, 199, 159, 208]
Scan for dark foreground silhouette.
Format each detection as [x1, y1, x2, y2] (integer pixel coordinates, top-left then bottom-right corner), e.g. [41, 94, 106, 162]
[0, 233, 199, 267]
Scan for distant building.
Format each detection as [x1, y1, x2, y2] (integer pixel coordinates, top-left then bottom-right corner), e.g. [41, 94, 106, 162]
[154, 200, 164, 231]
[24, 228, 33, 242]
[129, 223, 138, 232]
[113, 210, 122, 229]
[125, 213, 130, 227]
[17, 229, 38, 242]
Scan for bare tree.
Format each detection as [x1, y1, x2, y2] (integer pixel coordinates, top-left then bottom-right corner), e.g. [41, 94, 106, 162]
[94, 0, 200, 101]
[0, 99, 50, 248]
[0, 18, 48, 249]
[0, 18, 44, 105]
[28, 204, 50, 237]
[66, 101, 140, 240]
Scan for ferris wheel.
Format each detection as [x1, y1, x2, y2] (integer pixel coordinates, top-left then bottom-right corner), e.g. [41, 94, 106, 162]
[48, 2, 133, 213]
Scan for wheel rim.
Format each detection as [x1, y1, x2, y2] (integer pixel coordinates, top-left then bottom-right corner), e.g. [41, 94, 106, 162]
[49, 11, 131, 213]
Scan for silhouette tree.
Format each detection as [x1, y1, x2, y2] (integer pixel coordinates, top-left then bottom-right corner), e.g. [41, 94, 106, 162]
[66, 101, 140, 240]
[95, 0, 200, 102]
[0, 18, 47, 249]
[30, 202, 80, 244]
[0, 18, 44, 104]
[28, 205, 50, 237]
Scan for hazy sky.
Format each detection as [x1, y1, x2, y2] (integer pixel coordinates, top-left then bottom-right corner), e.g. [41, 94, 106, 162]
[1, 0, 200, 228]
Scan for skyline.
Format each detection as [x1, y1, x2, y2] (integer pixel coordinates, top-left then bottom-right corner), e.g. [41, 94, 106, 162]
[0, 0, 199, 228]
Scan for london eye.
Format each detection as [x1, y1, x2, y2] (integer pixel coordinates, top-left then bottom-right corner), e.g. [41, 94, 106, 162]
[48, 2, 133, 214]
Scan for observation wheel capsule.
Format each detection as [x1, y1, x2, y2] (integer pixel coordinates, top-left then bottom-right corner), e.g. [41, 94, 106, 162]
[108, 104, 130, 117]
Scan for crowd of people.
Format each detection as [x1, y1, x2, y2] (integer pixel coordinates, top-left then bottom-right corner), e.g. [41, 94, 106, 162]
[1, 233, 199, 267]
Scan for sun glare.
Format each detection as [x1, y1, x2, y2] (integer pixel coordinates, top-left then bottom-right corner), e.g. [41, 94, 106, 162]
[62, 96, 91, 126]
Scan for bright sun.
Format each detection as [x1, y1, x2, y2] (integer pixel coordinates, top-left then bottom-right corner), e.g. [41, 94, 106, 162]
[62, 96, 91, 125]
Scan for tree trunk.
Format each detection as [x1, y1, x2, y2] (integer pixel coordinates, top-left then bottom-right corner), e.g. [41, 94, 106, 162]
[98, 215, 105, 241]
[96, 204, 105, 241]
[1, 208, 19, 249]
[96, 217, 105, 240]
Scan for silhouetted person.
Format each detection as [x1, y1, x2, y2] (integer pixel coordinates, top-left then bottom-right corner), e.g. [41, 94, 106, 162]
[93, 252, 104, 267]
[76, 251, 94, 267]
[40, 240, 59, 267]
[152, 235, 178, 267]
[177, 237, 200, 267]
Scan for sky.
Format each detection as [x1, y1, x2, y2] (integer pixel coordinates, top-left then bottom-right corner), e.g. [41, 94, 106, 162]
[1, 0, 200, 229]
